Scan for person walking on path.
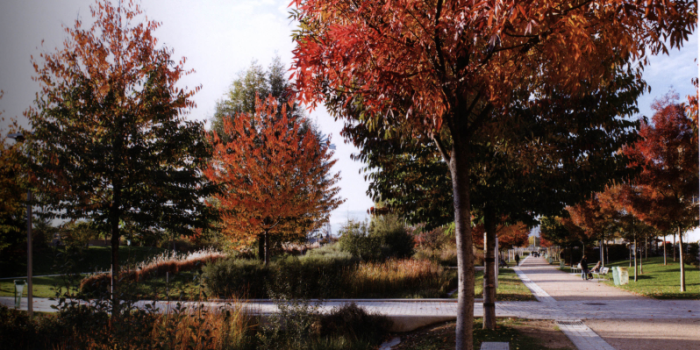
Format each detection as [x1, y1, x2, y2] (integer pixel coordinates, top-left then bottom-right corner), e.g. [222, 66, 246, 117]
[580, 255, 590, 280]
[515, 254, 520, 266]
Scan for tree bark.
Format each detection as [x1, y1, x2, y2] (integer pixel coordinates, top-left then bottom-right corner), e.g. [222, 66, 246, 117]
[663, 234, 667, 265]
[110, 198, 120, 320]
[639, 243, 644, 274]
[599, 235, 604, 268]
[483, 204, 497, 330]
[258, 234, 265, 262]
[264, 231, 270, 266]
[448, 131, 475, 350]
[679, 227, 686, 292]
[633, 234, 637, 282]
[673, 232, 677, 262]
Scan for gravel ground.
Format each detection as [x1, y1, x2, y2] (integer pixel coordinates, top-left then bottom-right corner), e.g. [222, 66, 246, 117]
[585, 319, 700, 350]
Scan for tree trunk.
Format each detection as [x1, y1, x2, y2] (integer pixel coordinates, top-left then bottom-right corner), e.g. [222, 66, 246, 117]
[258, 234, 265, 261]
[599, 236, 604, 268]
[110, 202, 120, 320]
[663, 234, 667, 265]
[673, 233, 677, 262]
[679, 227, 686, 292]
[639, 244, 643, 274]
[448, 132, 475, 350]
[633, 235, 637, 282]
[482, 204, 497, 330]
[629, 243, 632, 267]
[263, 231, 270, 266]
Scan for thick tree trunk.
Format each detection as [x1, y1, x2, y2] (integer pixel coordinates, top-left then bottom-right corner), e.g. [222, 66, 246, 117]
[483, 204, 497, 330]
[449, 134, 475, 350]
[679, 227, 686, 292]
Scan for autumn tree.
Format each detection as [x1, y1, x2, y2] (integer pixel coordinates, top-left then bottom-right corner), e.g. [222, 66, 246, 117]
[210, 58, 334, 253]
[620, 92, 699, 291]
[204, 95, 343, 265]
[340, 66, 643, 329]
[210, 56, 306, 141]
[291, 1, 695, 345]
[26, 0, 214, 316]
[0, 95, 28, 256]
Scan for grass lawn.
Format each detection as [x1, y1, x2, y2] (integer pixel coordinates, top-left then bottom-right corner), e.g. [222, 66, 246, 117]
[0, 271, 202, 300]
[601, 256, 699, 299]
[452, 268, 536, 301]
[393, 318, 574, 350]
[0, 246, 166, 278]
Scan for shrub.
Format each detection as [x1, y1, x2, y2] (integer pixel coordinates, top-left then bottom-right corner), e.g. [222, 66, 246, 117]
[319, 303, 393, 344]
[203, 253, 455, 299]
[683, 242, 699, 267]
[337, 220, 382, 260]
[203, 258, 269, 299]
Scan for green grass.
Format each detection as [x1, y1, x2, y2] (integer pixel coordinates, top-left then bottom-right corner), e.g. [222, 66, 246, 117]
[0, 276, 68, 298]
[601, 256, 699, 299]
[0, 271, 202, 300]
[453, 268, 536, 301]
[0, 245, 166, 278]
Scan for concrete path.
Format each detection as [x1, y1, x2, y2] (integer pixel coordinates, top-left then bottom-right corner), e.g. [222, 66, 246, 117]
[515, 256, 700, 350]
[517, 257, 643, 302]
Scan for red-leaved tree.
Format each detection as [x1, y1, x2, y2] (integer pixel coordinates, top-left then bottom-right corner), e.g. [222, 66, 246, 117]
[291, 1, 695, 347]
[620, 92, 699, 291]
[204, 95, 343, 265]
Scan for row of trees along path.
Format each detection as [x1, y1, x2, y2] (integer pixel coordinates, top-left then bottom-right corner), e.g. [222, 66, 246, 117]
[290, 1, 696, 349]
[541, 91, 698, 292]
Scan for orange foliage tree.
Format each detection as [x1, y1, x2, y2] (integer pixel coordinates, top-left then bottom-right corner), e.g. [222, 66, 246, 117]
[291, 1, 695, 346]
[205, 95, 343, 264]
[620, 92, 698, 291]
[472, 221, 529, 249]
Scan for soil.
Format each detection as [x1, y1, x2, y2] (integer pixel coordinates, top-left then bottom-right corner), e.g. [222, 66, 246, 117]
[585, 318, 700, 350]
[390, 318, 575, 350]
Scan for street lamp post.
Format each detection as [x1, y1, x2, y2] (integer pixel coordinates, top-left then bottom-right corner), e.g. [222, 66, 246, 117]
[8, 132, 32, 318]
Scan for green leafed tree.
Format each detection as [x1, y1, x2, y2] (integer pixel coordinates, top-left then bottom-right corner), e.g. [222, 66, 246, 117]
[25, 0, 215, 316]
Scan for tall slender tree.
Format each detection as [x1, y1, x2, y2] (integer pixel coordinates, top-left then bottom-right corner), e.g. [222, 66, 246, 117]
[26, 0, 214, 316]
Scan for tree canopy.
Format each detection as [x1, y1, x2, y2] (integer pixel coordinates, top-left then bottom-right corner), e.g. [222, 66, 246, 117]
[291, 1, 696, 347]
[25, 0, 214, 314]
[204, 95, 343, 264]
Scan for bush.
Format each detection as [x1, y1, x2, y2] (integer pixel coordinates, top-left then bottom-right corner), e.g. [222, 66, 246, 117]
[319, 303, 392, 344]
[203, 252, 455, 299]
[683, 242, 699, 267]
[338, 216, 415, 261]
[337, 220, 382, 260]
[203, 258, 269, 299]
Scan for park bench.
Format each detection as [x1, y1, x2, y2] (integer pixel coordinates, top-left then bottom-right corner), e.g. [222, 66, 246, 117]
[570, 263, 581, 275]
[592, 266, 610, 280]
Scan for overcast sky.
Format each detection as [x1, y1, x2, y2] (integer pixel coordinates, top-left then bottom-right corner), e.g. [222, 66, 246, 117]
[0, 0, 697, 234]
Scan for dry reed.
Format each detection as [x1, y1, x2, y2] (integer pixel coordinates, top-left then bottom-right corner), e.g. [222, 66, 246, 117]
[80, 248, 228, 292]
